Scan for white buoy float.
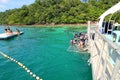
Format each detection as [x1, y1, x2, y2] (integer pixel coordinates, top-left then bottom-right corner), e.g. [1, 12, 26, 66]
[25, 68, 28, 70]
[27, 70, 30, 73]
[36, 76, 40, 80]
[23, 66, 25, 68]
[30, 72, 33, 75]
[33, 74, 36, 77]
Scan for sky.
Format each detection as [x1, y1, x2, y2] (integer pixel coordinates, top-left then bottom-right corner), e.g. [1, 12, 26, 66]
[0, 0, 35, 12]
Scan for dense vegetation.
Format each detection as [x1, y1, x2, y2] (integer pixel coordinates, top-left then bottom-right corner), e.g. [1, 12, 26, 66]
[0, 0, 120, 25]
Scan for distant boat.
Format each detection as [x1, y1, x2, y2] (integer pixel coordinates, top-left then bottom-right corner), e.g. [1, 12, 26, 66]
[0, 32, 23, 40]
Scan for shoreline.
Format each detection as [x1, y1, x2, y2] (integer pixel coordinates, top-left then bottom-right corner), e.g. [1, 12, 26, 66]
[1, 23, 88, 27]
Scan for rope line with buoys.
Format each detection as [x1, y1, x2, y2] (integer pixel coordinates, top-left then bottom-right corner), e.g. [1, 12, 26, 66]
[0, 52, 43, 80]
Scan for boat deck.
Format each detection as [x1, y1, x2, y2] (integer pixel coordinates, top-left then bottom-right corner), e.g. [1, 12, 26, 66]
[87, 23, 120, 80]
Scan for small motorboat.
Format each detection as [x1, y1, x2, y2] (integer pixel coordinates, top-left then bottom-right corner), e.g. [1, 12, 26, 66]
[0, 32, 23, 40]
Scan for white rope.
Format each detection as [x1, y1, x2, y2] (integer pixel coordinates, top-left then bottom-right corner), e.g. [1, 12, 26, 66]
[0, 52, 43, 80]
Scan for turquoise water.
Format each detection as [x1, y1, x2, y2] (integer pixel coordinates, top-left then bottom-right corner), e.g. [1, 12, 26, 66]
[0, 26, 92, 80]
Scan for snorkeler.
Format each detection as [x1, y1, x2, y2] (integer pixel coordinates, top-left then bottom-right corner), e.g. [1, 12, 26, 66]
[16, 28, 20, 35]
[5, 27, 13, 34]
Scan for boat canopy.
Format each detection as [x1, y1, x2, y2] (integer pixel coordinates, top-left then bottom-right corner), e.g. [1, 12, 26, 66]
[99, 2, 120, 27]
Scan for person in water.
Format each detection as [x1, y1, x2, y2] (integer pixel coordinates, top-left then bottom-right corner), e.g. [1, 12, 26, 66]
[5, 27, 13, 34]
[78, 34, 88, 48]
[70, 39, 76, 44]
[16, 28, 20, 35]
[5, 28, 8, 33]
[79, 35, 85, 48]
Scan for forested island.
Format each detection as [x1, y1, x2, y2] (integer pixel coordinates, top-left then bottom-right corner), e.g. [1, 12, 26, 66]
[0, 0, 120, 25]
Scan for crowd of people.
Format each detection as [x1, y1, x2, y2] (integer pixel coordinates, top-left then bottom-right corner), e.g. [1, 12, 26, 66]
[5, 26, 20, 35]
[70, 32, 88, 48]
[5, 27, 13, 34]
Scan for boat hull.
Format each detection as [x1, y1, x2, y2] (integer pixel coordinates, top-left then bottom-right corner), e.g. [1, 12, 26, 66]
[0, 32, 23, 40]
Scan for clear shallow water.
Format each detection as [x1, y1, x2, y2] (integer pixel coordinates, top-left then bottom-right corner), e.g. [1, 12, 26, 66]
[0, 26, 92, 80]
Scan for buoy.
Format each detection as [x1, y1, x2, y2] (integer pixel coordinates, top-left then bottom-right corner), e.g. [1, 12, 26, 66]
[7, 56, 10, 59]
[25, 68, 28, 70]
[3, 54, 7, 58]
[33, 74, 36, 77]
[23, 66, 25, 68]
[27, 70, 30, 73]
[30, 72, 33, 75]
[36, 76, 40, 80]
[18, 62, 23, 67]
[11, 58, 14, 61]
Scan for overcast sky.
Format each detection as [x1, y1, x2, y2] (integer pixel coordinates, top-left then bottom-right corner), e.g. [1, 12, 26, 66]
[0, 0, 35, 12]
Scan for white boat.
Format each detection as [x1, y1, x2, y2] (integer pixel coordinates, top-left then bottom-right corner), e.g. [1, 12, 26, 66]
[87, 2, 120, 80]
[0, 32, 23, 40]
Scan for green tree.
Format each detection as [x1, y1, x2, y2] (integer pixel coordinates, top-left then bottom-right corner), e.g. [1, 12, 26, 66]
[0, 0, 120, 25]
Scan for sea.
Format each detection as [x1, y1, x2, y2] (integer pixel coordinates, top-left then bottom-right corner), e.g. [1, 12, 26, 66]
[0, 25, 92, 80]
